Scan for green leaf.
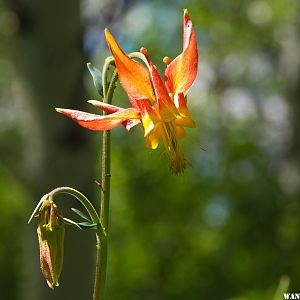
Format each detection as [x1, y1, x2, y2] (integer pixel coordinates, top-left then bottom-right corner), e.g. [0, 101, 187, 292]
[87, 62, 103, 97]
[63, 217, 97, 230]
[71, 207, 91, 222]
[63, 217, 82, 230]
[78, 222, 98, 230]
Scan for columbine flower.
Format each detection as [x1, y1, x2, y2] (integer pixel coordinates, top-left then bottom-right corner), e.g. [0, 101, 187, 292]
[56, 9, 198, 174]
[37, 197, 65, 289]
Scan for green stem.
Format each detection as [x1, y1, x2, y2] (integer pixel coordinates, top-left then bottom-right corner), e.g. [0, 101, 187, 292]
[93, 63, 118, 300]
[92, 51, 143, 300]
[50, 187, 101, 227]
[28, 187, 104, 238]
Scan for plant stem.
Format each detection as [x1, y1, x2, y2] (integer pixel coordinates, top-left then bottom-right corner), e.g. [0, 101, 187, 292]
[28, 187, 104, 235]
[93, 63, 118, 300]
[50, 187, 101, 226]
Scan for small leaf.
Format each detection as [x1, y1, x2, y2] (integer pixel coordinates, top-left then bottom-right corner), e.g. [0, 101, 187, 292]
[63, 217, 82, 230]
[78, 222, 98, 230]
[87, 62, 103, 97]
[71, 208, 91, 222]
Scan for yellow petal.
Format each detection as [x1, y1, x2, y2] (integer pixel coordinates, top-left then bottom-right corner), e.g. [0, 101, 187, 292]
[146, 127, 161, 149]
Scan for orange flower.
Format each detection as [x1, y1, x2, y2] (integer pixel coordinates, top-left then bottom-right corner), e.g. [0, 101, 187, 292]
[56, 9, 198, 174]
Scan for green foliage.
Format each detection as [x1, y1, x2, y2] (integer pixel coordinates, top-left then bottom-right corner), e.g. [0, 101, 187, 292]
[0, 166, 28, 300]
[87, 63, 104, 97]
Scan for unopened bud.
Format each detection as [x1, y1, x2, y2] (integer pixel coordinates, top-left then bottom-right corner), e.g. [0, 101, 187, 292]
[37, 198, 65, 289]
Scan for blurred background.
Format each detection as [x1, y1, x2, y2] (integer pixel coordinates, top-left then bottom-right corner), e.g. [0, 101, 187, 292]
[1, 0, 300, 299]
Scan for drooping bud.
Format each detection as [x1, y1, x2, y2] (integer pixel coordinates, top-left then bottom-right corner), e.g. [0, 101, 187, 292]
[37, 197, 65, 289]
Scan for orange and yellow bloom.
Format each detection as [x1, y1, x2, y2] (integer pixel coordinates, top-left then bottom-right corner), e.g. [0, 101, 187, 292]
[56, 9, 198, 174]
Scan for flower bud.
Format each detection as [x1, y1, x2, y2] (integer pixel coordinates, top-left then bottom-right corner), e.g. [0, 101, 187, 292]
[37, 198, 65, 289]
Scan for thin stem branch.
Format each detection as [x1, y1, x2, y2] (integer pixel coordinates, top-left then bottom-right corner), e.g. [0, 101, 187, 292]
[28, 187, 105, 237]
[50, 187, 101, 227]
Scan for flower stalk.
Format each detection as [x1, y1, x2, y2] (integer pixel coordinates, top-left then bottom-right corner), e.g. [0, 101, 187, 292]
[93, 62, 118, 300]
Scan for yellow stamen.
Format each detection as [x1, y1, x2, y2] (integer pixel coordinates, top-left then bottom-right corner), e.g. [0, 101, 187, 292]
[163, 56, 171, 64]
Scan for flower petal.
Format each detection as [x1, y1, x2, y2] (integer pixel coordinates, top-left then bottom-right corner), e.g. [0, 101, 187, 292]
[175, 117, 196, 128]
[105, 29, 155, 102]
[56, 108, 140, 131]
[124, 119, 141, 131]
[164, 9, 198, 95]
[88, 100, 123, 113]
[134, 99, 159, 136]
[174, 93, 196, 128]
[88, 100, 141, 130]
[175, 126, 186, 139]
[146, 126, 161, 149]
[140, 48, 179, 122]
